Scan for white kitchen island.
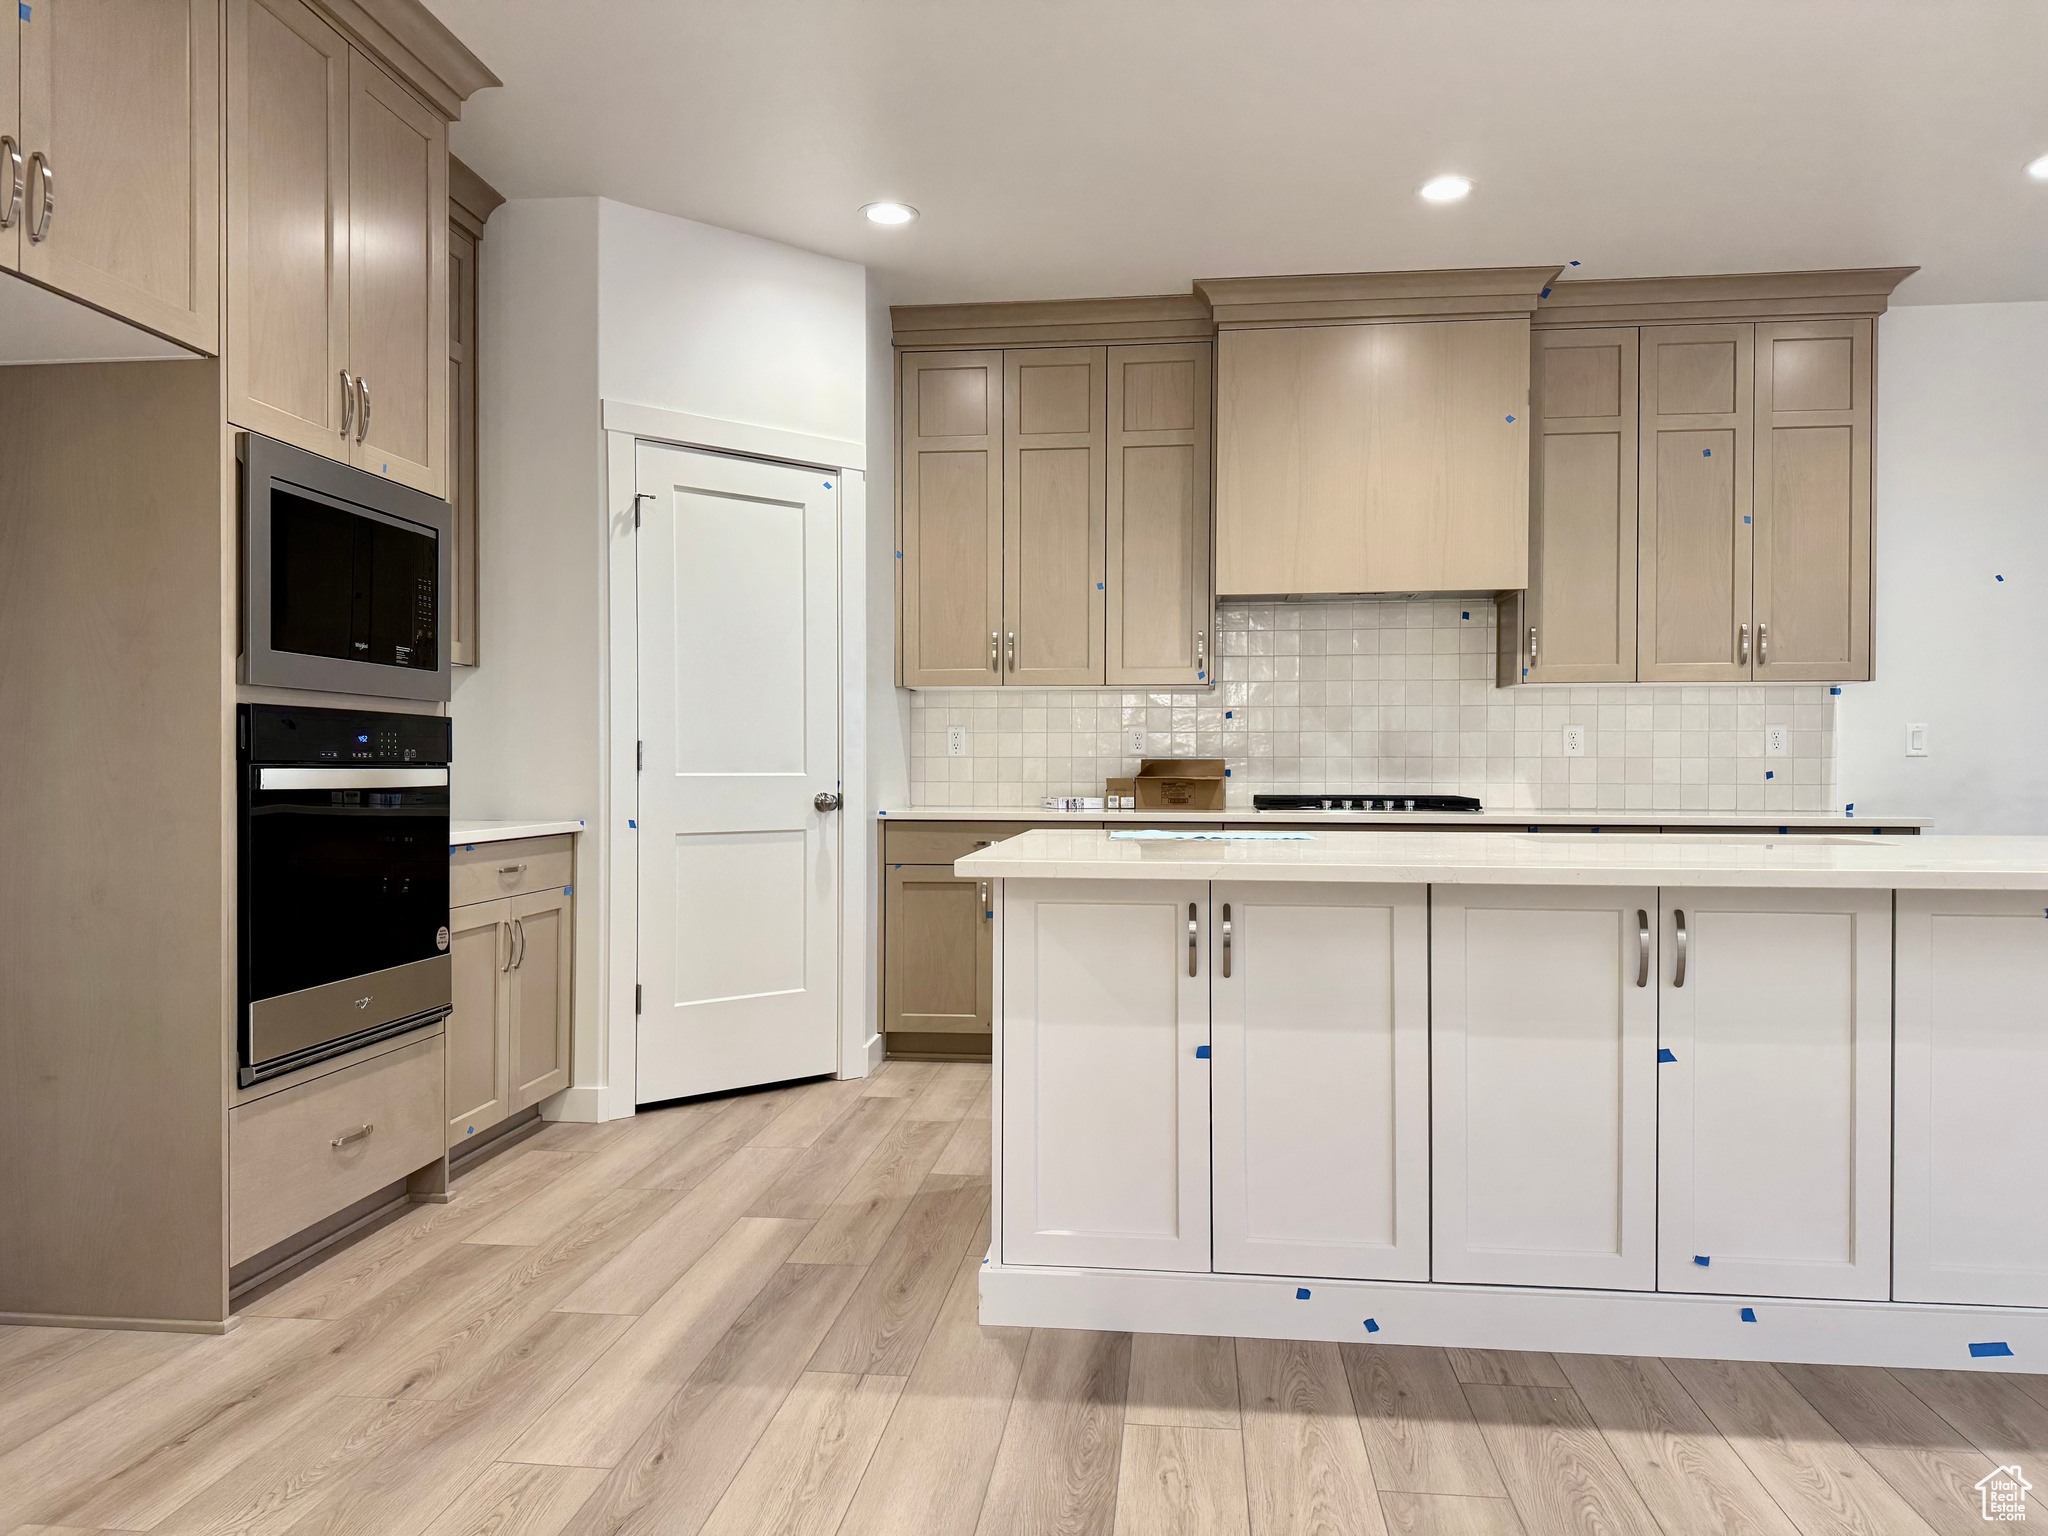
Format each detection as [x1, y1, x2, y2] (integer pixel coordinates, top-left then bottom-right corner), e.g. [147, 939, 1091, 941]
[959, 828, 2048, 1370]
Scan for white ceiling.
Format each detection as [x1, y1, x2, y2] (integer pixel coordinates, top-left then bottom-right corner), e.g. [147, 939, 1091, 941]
[427, 0, 2048, 308]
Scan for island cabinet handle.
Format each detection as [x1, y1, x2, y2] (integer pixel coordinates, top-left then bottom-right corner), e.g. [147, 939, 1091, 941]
[1221, 903, 1232, 978]
[331, 1123, 374, 1149]
[1187, 902, 1198, 977]
[1673, 909, 1688, 988]
[1636, 909, 1649, 987]
[979, 880, 989, 920]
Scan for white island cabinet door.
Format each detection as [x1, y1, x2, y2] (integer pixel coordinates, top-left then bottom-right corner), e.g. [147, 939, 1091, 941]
[1212, 882, 1428, 1280]
[1000, 878, 1210, 1271]
[1657, 888, 1891, 1300]
[1431, 885, 1658, 1290]
[1896, 891, 2048, 1306]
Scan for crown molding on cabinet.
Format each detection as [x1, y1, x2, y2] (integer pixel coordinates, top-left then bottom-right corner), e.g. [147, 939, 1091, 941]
[1195, 265, 1565, 328]
[309, 0, 501, 120]
[450, 155, 506, 240]
[1533, 267, 1920, 327]
[891, 293, 1214, 350]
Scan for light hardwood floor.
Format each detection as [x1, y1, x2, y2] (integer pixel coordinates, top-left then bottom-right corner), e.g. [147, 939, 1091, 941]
[2, 1061, 2043, 1536]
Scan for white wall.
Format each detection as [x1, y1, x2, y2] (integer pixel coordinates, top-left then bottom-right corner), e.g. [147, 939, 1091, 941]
[1838, 302, 2048, 833]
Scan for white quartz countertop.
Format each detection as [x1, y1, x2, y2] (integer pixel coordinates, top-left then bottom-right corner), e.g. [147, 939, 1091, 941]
[883, 806, 1927, 829]
[451, 819, 585, 848]
[957, 828, 2048, 889]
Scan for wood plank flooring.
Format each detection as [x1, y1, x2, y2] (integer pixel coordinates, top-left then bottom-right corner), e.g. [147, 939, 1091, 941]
[5, 1061, 2048, 1536]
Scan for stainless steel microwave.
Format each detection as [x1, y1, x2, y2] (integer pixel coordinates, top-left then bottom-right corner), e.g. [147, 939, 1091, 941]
[239, 432, 452, 702]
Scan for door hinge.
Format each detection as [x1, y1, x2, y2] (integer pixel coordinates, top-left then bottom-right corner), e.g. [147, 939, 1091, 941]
[636, 740, 643, 771]
[632, 492, 653, 528]
[635, 983, 642, 1015]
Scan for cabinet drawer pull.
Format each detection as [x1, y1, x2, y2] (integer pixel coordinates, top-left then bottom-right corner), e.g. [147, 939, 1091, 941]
[339, 370, 355, 438]
[331, 1122, 375, 1149]
[1673, 909, 1688, 988]
[1636, 909, 1649, 987]
[356, 375, 371, 443]
[0, 136, 21, 230]
[1187, 902, 1198, 977]
[1221, 903, 1232, 978]
[25, 150, 53, 243]
[498, 863, 528, 875]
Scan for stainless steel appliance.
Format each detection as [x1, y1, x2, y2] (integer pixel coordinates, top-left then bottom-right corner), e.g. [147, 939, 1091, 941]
[240, 431, 452, 702]
[237, 704, 453, 1086]
[1253, 792, 1484, 813]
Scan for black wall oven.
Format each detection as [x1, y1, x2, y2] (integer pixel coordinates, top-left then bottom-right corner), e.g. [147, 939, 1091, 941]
[240, 431, 452, 702]
[238, 705, 453, 1086]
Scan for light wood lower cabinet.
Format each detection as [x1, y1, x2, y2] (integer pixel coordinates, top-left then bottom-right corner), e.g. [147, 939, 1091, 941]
[1429, 884, 1659, 1290]
[1211, 882, 1428, 1281]
[884, 863, 991, 1036]
[448, 862, 572, 1150]
[1895, 891, 2048, 1307]
[1000, 878, 1210, 1271]
[1655, 888, 1892, 1300]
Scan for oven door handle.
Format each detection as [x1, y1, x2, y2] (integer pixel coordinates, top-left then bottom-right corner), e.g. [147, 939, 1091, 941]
[257, 767, 449, 790]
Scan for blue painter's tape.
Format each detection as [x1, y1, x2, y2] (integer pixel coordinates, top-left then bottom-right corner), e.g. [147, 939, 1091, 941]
[1462, 611, 1470, 620]
[895, 551, 902, 559]
[1569, 260, 1581, 266]
[1225, 710, 1233, 718]
[1505, 415, 1516, 423]
[1765, 770, 1774, 779]
[1740, 1307, 1757, 1322]
[1997, 574, 2005, 581]
[17, 3, 27, 19]
[1703, 448, 1712, 457]
[1971, 1341, 2014, 1358]
[1224, 768, 1232, 777]
[628, 819, 636, 828]
[1831, 686, 1841, 695]
[1658, 1047, 1677, 1063]
[464, 844, 475, 851]
[1195, 1045, 1210, 1059]
[1780, 827, 1790, 835]
[564, 885, 572, 895]
[1540, 287, 1551, 299]
[1097, 582, 1104, 590]
[823, 481, 833, 488]
[1295, 1287, 1311, 1300]
[1743, 514, 1751, 523]
[1363, 1318, 1380, 1333]
[1694, 1254, 1711, 1267]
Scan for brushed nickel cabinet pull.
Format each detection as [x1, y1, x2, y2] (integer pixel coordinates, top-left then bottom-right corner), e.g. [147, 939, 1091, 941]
[356, 375, 371, 443]
[1757, 621, 1769, 665]
[0, 137, 21, 229]
[1196, 629, 1207, 675]
[499, 862, 528, 875]
[339, 370, 355, 437]
[989, 630, 999, 671]
[501, 922, 514, 974]
[1221, 903, 1232, 978]
[331, 1123, 374, 1149]
[1673, 909, 1688, 988]
[1187, 902, 1198, 977]
[979, 880, 989, 920]
[512, 918, 527, 969]
[25, 150, 52, 243]
[1636, 909, 1649, 988]
[1006, 631, 1016, 672]
[1738, 623, 1750, 666]
[1529, 626, 1538, 668]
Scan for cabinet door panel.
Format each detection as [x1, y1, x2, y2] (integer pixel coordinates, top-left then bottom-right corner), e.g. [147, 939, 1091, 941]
[1657, 888, 1890, 1300]
[509, 888, 572, 1109]
[885, 864, 991, 1035]
[1108, 343, 1212, 685]
[0, 6, 17, 274]
[900, 351, 1004, 685]
[228, 0, 350, 456]
[1001, 878, 1208, 1271]
[1004, 347, 1105, 685]
[1431, 884, 1658, 1289]
[347, 48, 447, 497]
[1638, 324, 1753, 681]
[1526, 328, 1637, 682]
[1213, 883, 1427, 1280]
[1896, 891, 2048, 1306]
[17, 0, 219, 350]
[1753, 320, 1871, 681]
[447, 898, 509, 1147]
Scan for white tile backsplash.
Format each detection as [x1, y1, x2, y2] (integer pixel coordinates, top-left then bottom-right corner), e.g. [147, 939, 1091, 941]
[907, 597, 1839, 813]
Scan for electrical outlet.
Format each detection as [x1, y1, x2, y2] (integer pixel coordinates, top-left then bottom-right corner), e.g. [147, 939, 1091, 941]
[1766, 726, 1788, 757]
[946, 726, 967, 758]
[1129, 729, 1146, 756]
[1562, 725, 1585, 757]
[1906, 722, 1930, 758]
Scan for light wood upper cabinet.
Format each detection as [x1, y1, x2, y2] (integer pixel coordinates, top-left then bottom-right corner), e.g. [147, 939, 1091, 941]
[15, 0, 219, 351]
[1753, 320, 1871, 681]
[1215, 319, 1530, 596]
[227, 0, 350, 454]
[1637, 323, 1755, 682]
[1003, 347, 1105, 685]
[347, 48, 448, 498]
[1108, 343, 1213, 685]
[1519, 328, 1638, 682]
[899, 350, 1005, 686]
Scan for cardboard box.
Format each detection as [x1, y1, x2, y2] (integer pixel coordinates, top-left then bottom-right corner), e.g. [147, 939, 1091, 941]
[1105, 777, 1135, 811]
[1134, 758, 1226, 812]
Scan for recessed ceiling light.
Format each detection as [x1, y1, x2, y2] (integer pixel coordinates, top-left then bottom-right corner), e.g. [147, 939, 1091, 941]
[2027, 154, 2048, 181]
[1418, 175, 1473, 203]
[862, 201, 918, 226]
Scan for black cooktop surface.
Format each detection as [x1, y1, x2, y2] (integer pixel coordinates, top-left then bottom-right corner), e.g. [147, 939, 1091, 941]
[1253, 793, 1484, 813]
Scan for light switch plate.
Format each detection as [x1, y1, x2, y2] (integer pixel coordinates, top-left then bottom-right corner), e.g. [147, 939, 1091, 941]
[1766, 726, 1788, 757]
[1906, 722, 1929, 757]
[947, 726, 967, 758]
[1562, 725, 1585, 757]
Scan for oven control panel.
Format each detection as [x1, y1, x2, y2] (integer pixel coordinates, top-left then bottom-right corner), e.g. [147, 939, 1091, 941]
[240, 703, 452, 767]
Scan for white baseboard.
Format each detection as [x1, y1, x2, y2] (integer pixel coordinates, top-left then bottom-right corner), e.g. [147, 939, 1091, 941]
[978, 1262, 2048, 1373]
[865, 1032, 886, 1073]
[545, 1084, 623, 1123]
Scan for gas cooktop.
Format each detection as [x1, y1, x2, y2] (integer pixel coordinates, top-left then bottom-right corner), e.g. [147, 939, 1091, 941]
[1253, 793, 1484, 813]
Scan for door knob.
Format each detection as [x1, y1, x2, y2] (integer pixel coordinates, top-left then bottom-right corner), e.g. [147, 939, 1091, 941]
[813, 791, 842, 812]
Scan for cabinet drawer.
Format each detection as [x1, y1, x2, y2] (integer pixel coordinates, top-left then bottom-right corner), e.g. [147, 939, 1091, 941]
[452, 835, 573, 906]
[885, 822, 1063, 865]
[230, 1034, 444, 1265]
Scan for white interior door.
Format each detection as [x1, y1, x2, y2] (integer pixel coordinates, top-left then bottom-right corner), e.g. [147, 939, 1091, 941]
[1431, 884, 1659, 1290]
[1212, 882, 1429, 1281]
[1657, 887, 1891, 1301]
[636, 443, 840, 1102]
